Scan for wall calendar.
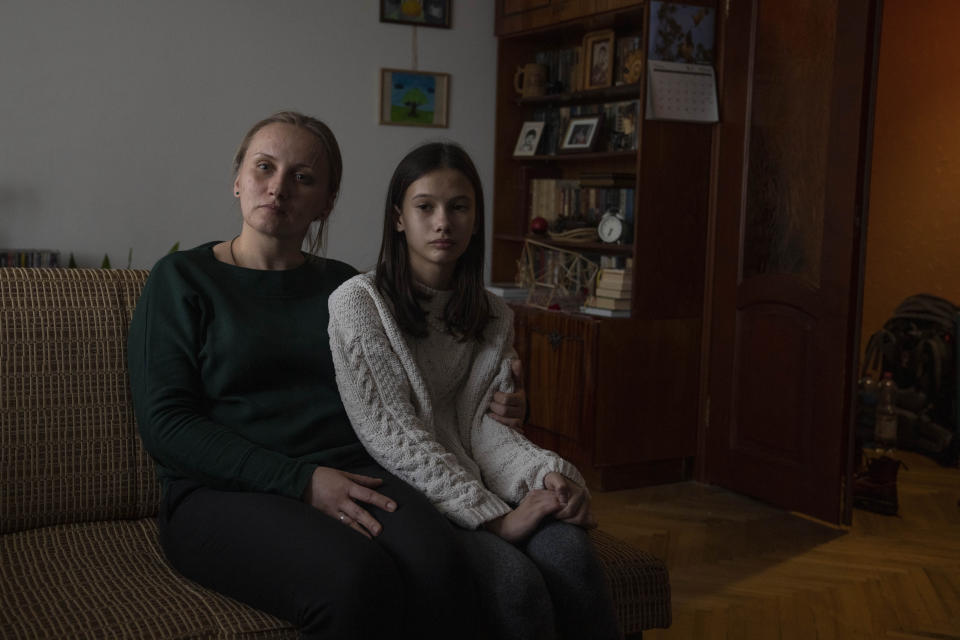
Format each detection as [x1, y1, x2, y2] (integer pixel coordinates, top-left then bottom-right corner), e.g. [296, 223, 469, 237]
[645, 60, 719, 123]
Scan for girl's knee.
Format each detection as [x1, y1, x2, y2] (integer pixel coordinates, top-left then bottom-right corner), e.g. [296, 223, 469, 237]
[525, 522, 592, 565]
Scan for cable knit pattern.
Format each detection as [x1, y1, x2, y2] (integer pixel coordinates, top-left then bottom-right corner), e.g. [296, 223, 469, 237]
[329, 273, 585, 530]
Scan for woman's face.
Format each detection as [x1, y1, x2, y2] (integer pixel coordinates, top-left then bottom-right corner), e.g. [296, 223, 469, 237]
[233, 122, 332, 244]
[395, 167, 477, 289]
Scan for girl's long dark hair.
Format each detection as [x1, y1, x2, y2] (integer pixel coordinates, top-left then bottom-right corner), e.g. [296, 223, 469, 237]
[375, 142, 490, 341]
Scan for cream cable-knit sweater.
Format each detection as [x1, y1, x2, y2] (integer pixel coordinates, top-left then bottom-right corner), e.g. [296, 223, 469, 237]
[328, 273, 586, 529]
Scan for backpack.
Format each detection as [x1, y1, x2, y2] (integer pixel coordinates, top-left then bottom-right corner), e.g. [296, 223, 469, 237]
[862, 294, 959, 461]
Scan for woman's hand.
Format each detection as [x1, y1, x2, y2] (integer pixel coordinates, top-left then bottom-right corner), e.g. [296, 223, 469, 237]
[487, 359, 527, 432]
[483, 489, 562, 544]
[302, 466, 397, 539]
[543, 472, 597, 529]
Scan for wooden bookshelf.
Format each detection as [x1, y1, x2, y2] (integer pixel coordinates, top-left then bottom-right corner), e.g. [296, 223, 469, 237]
[492, 0, 716, 490]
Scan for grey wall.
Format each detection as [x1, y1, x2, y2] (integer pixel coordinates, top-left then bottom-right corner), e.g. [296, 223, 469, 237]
[0, 1, 497, 271]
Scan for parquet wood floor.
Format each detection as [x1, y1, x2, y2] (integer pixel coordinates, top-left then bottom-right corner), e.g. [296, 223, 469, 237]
[593, 450, 960, 639]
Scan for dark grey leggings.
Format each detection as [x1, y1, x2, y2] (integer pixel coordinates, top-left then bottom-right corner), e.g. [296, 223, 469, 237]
[456, 520, 622, 640]
[158, 463, 476, 640]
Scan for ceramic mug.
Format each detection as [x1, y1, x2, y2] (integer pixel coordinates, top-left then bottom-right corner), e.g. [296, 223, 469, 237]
[514, 63, 548, 98]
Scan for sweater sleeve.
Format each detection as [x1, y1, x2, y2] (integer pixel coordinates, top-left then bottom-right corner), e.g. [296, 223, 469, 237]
[328, 279, 511, 529]
[127, 256, 316, 498]
[464, 298, 588, 503]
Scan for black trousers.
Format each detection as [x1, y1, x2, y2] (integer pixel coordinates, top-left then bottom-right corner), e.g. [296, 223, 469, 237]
[158, 462, 476, 639]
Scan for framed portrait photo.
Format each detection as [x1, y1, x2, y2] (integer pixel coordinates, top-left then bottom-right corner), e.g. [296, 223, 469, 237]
[379, 68, 450, 128]
[583, 29, 615, 90]
[380, 0, 451, 29]
[560, 115, 602, 152]
[513, 121, 545, 157]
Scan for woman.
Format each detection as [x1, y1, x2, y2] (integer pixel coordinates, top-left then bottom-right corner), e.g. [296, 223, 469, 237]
[127, 112, 524, 639]
[328, 142, 621, 640]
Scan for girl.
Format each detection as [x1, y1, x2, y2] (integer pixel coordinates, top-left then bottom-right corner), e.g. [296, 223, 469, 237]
[329, 142, 621, 639]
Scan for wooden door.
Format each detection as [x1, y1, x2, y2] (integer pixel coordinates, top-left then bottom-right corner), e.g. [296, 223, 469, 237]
[700, 0, 881, 523]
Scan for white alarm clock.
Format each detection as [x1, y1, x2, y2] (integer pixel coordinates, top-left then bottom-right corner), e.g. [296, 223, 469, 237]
[597, 209, 631, 244]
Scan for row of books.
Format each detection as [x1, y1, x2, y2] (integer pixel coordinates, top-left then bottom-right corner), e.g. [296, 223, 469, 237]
[532, 34, 644, 95]
[0, 249, 61, 268]
[531, 100, 640, 155]
[535, 47, 583, 95]
[529, 179, 635, 227]
[582, 264, 633, 318]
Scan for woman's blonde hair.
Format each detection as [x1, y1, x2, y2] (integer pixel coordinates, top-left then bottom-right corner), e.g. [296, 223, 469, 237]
[233, 111, 342, 254]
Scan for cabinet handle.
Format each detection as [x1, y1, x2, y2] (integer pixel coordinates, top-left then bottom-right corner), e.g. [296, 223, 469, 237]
[548, 331, 563, 350]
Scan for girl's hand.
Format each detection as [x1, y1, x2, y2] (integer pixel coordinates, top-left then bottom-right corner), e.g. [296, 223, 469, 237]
[543, 472, 597, 529]
[487, 359, 527, 432]
[484, 489, 562, 544]
[302, 466, 397, 539]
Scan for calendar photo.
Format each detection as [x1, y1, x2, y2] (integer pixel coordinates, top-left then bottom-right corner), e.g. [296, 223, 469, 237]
[648, 1, 716, 64]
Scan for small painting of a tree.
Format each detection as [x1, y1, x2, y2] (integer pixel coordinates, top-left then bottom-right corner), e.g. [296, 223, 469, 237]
[402, 87, 428, 118]
[388, 71, 438, 125]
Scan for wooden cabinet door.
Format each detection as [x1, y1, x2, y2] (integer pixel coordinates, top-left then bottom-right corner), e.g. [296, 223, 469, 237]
[701, 0, 880, 524]
[514, 309, 597, 463]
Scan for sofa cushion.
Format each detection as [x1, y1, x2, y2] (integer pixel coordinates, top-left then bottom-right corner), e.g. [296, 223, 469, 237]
[0, 268, 160, 534]
[0, 518, 295, 639]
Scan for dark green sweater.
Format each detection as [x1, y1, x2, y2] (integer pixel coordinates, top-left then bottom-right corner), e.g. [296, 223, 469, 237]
[127, 242, 370, 499]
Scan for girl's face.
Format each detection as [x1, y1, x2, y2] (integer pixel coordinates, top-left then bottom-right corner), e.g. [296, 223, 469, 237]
[233, 123, 332, 245]
[396, 167, 477, 289]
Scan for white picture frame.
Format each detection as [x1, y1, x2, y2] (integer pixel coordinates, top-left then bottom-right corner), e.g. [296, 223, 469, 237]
[560, 115, 602, 151]
[513, 121, 545, 157]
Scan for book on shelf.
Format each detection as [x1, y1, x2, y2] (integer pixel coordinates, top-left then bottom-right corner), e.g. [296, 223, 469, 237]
[486, 282, 529, 300]
[529, 179, 634, 227]
[614, 34, 643, 85]
[1, 249, 61, 268]
[595, 280, 632, 298]
[597, 267, 632, 288]
[584, 295, 631, 311]
[535, 46, 582, 95]
[579, 305, 631, 318]
[600, 100, 640, 152]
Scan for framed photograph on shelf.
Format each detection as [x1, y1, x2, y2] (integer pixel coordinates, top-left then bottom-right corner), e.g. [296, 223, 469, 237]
[583, 29, 615, 90]
[379, 69, 449, 128]
[513, 121, 545, 157]
[560, 115, 602, 152]
[380, 0, 451, 28]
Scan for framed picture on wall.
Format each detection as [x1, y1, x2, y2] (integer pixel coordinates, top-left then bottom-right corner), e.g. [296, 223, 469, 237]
[380, 0, 451, 29]
[379, 69, 450, 128]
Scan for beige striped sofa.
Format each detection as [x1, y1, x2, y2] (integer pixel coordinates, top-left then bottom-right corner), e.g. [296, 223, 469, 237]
[0, 267, 671, 639]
